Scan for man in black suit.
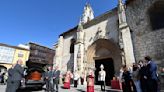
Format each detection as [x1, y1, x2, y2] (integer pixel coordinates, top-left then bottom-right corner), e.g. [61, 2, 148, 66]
[6, 59, 24, 92]
[145, 56, 158, 92]
[53, 66, 60, 92]
[13, 59, 24, 92]
[139, 60, 147, 92]
[6, 64, 15, 92]
[45, 66, 54, 92]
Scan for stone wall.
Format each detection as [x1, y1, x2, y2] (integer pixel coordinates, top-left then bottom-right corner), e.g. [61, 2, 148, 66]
[84, 14, 119, 52]
[62, 32, 76, 73]
[126, 0, 164, 66]
[59, 10, 121, 73]
[83, 13, 122, 73]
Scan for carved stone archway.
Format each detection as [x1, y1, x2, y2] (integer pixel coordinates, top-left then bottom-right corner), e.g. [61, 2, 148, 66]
[86, 39, 122, 74]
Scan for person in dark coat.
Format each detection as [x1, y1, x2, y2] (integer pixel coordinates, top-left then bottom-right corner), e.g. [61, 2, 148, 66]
[122, 65, 136, 92]
[145, 56, 158, 92]
[139, 60, 148, 92]
[53, 66, 60, 92]
[1, 72, 5, 84]
[45, 66, 54, 92]
[6, 59, 24, 92]
[12, 60, 24, 92]
[6, 64, 15, 92]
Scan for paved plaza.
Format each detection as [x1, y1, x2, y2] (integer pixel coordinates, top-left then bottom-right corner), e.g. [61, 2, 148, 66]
[0, 84, 122, 92]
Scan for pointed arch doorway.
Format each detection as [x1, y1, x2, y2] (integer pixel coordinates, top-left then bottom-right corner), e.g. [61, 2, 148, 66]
[86, 39, 121, 86]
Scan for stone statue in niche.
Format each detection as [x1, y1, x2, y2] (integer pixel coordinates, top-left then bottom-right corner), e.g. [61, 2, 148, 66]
[118, 0, 127, 25]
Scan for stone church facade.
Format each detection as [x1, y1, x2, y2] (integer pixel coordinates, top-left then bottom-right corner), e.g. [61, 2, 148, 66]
[54, 0, 164, 82]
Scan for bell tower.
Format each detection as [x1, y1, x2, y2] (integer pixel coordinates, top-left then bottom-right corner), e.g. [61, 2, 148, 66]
[81, 3, 94, 24]
[73, 3, 94, 82]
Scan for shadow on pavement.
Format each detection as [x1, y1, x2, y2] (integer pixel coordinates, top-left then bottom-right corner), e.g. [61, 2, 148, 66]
[17, 88, 44, 92]
[76, 89, 85, 92]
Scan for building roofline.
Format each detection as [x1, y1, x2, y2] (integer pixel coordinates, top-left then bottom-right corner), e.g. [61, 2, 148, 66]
[0, 43, 30, 51]
[83, 7, 117, 28]
[28, 42, 55, 51]
[59, 26, 78, 37]
[59, 7, 117, 37]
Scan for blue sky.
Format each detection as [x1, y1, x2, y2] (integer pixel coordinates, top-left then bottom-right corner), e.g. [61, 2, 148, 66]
[0, 0, 118, 48]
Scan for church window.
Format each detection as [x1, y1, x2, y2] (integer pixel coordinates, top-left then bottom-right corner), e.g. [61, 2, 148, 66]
[149, 1, 164, 30]
[70, 39, 75, 53]
[18, 51, 24, 57]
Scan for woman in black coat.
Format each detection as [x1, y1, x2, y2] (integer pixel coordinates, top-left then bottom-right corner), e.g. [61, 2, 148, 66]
[122, 65, 136, 92]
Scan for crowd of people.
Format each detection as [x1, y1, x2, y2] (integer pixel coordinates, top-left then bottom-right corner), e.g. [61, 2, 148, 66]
[119, 56, 159, 92]
[61, 66, 107, 92]
[4, 59, 61, 92]
[3, 55, 161, 92]
[44, 66, 60, 92]
[61, 69, 95, 92]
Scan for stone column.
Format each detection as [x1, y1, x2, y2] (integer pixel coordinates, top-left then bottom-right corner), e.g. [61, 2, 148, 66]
[58, 36, 64, 70]
[118, 0, 135, 66]
[54, 36, 64, 84]
[74, 19, 85, 85]
[74, 43, 84, 75]
[119, 24, 135, 65]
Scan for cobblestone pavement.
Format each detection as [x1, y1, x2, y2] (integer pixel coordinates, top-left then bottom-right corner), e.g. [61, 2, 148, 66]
[0, 84, 122, 92]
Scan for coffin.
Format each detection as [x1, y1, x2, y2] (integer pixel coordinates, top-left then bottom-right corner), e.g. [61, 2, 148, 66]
[29, 71, 41, 80]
